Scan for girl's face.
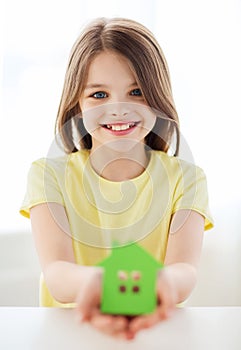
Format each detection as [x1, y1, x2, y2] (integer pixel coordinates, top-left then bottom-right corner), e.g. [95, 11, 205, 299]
[79, 50, 156, 153]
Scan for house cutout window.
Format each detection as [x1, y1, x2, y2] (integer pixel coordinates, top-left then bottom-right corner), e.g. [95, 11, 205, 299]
[118, 270, 128, 280]
[131, 271, 141, 280]
[117, 270, 141, 294]
[119, 285, 126, 293]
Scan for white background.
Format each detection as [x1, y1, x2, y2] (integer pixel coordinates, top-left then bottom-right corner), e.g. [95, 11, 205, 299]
[1, 0, 241, 306]
[1, 0, 241, 237]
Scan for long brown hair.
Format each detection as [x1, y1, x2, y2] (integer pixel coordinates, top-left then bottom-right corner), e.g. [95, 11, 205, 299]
[55, 17, 180, 155]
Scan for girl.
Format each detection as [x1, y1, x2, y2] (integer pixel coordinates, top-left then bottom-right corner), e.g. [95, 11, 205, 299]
[20, 17, 213, 339]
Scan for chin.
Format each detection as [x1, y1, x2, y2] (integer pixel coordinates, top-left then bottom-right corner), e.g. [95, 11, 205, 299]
[103, 138, 144, 154]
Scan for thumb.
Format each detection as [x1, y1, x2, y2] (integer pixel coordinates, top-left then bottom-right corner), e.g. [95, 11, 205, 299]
[157, 272, 177, 319]
[76, 267, 103, 321]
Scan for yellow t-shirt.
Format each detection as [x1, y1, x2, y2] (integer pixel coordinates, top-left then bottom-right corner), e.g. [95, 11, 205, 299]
[20, 150, 213, 307]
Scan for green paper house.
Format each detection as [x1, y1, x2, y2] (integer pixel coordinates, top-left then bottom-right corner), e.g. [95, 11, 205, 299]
[98, 242, 164, 315]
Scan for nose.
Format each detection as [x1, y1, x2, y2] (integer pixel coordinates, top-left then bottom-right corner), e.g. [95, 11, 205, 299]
[107, 102, 131, 118]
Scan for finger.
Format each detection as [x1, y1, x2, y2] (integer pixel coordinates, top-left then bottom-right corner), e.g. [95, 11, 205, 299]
[91, 314, 113, 331]
[111, 316, 129, 332]
[157, 297, 173, 319]
[91, 314, 129, 335]
[129, 312, 160, 333]
[90, 315, 135, 340]
[157, 291, 176, 320]
[75, 305, 100, 323]
[76, 293, 100, 321]
[76, 269, 102, 320]
[156, 280, 176, 319]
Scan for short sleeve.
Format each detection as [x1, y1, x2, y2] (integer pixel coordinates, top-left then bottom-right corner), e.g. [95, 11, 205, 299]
[172, 164, 214, 231]
[20, 159, 65, 218]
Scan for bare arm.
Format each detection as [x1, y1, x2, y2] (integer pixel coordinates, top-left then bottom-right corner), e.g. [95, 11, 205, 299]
[163, 209, 204, 303]
[30, 203, 101, 304]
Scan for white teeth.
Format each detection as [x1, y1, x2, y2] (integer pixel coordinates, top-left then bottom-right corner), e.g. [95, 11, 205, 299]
[106, 123, 136, 131]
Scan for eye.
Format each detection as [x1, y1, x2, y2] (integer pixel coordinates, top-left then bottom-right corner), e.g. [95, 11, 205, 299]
[91, 91, 107, 99]
[130, 88, 142, 96]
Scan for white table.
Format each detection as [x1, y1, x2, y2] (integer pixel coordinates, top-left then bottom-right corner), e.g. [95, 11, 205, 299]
[0, 307, 240, 349]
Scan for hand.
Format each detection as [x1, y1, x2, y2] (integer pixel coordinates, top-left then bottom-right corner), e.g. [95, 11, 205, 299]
[75, 267, 132, 339]
[75, 267, 177, 340]
[127, 268, 178, 336]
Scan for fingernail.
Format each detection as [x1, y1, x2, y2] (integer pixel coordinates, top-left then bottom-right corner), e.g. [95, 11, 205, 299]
[126, 331, 135, 340]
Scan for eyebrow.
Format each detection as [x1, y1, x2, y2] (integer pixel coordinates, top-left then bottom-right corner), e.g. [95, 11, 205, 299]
[84, 82, 139, 90]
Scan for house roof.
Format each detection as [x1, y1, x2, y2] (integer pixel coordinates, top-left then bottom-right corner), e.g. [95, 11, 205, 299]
[98, 242, 163, 270]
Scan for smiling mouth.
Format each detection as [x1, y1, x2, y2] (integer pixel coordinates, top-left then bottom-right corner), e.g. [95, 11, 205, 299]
[101, 122, 140, 131]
